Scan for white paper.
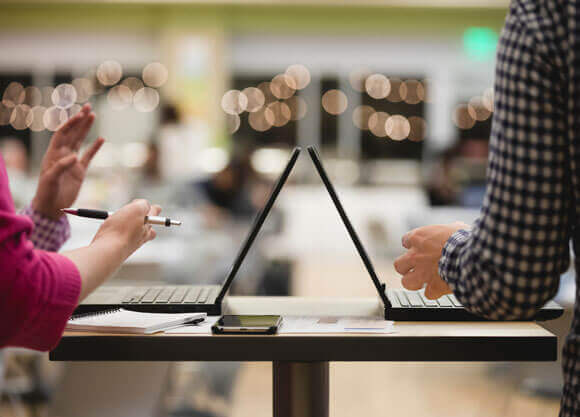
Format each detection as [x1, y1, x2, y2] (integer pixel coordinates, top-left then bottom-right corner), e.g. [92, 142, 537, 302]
[278, 316, 396, 334]
[164, 316, 220, 334]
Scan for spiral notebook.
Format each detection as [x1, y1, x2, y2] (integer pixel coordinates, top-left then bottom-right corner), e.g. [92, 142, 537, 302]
[67, 309, 206, 334]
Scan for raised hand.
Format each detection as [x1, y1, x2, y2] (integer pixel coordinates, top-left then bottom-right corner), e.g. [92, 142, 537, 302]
[32, 104, 104, 219]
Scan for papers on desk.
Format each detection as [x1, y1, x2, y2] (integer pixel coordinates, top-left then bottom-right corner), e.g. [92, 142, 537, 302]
[164, 316, 220, 334]
[163, 316, 396, 335]
[278, 316, 396, 334]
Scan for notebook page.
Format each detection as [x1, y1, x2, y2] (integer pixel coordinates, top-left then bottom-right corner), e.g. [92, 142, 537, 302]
[67, 309, 206, 333]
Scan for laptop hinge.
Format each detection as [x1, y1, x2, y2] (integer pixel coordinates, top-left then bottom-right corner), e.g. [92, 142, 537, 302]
[380, 283, 392, 309]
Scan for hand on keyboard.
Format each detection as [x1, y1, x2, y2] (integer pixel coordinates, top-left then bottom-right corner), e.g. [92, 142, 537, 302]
[394, 222, 469, 299]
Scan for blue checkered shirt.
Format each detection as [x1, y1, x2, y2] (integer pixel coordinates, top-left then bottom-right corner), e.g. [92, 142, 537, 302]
[438, 0, 580, 413]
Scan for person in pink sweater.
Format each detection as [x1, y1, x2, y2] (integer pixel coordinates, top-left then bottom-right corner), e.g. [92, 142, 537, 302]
[0, 103, 161, 351]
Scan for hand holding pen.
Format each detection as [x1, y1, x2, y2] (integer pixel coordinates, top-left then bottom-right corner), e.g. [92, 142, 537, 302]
[62, 207, 182, 227]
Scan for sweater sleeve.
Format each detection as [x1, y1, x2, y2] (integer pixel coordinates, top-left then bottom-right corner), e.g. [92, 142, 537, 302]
[0, 158, 81, 351]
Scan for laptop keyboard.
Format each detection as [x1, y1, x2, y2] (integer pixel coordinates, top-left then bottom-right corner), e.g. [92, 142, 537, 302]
[392, 290, 462, 308]
[121, 286, 215, 304]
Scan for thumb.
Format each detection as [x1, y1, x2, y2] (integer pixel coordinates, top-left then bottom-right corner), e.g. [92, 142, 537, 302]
[45, 154, 77, 183]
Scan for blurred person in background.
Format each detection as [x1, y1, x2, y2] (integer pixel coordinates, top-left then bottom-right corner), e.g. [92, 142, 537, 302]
[177, 145, 261, 227]
[426, 148, 460, 206]
[395, 1, 580, 414]
[0, 138, 35, 208]
[0, 104, 161, 390]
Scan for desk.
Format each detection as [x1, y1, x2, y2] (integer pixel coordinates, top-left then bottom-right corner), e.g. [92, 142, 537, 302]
[50, 297, 557, 417]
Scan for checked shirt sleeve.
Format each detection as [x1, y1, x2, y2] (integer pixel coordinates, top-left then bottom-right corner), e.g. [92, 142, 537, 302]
[438, 1, 571, 320]
[19, 206, 71, 252]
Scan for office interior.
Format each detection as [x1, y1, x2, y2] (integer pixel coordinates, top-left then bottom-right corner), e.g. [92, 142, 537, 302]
[0, 1, 573, 416]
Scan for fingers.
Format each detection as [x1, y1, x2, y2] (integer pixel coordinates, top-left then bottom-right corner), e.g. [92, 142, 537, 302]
[394, 251, 415, 275]
[131, 198, 151, 216]
[424, 281, 451, 300]
[70, 112, 96, 151]
[146, 228, 157, 242]
[56, 104, 92, 139]
[80, 137, 105, 167]
[147, 204, 162, 217]
[44, 153, 77, 183]
[402, 229, 419, 249]
[401, 269, 426, 291]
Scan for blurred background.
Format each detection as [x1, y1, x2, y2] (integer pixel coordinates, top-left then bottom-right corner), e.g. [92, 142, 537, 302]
[0, 1, 574, 416]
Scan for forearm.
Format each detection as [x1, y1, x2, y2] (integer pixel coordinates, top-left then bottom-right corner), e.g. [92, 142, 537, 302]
[62, 237, 131, 301]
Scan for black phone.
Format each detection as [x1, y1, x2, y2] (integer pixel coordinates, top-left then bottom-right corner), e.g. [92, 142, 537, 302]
[211, 315, 282, 335]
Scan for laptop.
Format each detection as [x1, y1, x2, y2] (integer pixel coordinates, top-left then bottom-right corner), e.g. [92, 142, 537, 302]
[74, 147, 302, 315]
[306, 145, 563, 321]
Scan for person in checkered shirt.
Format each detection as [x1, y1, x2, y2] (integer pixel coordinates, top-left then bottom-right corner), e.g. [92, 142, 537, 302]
[394, 0, 580, 414]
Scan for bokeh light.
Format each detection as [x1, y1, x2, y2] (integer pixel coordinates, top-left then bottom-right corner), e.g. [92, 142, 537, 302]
[408, 116, 427, 142]
[322, 89, 348, 115]
[249, 107, 274, 132]
[122, 142, 148, 168]
[264, 101, 291, 127]
[241, 87, 265, 113]
[142, 62, 168, 88]
[9, 104, 32, 130]
[225, 113, 241, 134]
[23, 86, 42, 106]
[349, 68, 370, 92]
[467, 96, 491, 121]
[107, 85, 133, 110]
[29, 106, 47, 132]
[0, 103, 12, 126]
[368, 111, 389, 137]
[385, 114, 411, 141]
[43, 106, 68, 131]
[352, 105, 375, 130]
[198, 147, 229, 174]
[121, 77, 145, 94]
[72, 78, 94, 103]
[285, 96, 307, 121]
[400, 80, 424, 105]
[67, 104, 82, 118]
[453, 104, 476, 129]
[482, 87, 494, 112]
[270, 74, 296, 100]
[133, 87, 159, 112]
[386, 78, 403, 102]
[41, 87, 55, 107]
[251, 148, 290, 175]
[285, 64, 311, 90]
[221, 90, 248, 115]
[257, 82, 277, 104]
[52, 84, 77, 109]
[365, 74, 390, 100]
[97, 60, 123, 86]
[2, 82, 25, 108]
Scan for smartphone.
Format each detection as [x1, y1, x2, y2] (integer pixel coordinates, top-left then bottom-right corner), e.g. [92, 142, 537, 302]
[211, 315, 282, 335]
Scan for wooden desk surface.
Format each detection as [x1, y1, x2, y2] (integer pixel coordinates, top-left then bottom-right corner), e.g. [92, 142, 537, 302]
[50, 297, 557, 362]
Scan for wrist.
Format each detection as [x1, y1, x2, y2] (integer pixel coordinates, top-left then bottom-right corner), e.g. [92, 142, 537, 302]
[91, 232, 132, 262]
[31, 196, 62, 220]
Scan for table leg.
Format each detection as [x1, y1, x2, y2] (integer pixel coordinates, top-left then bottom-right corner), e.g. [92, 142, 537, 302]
[273, 361, 329, 417]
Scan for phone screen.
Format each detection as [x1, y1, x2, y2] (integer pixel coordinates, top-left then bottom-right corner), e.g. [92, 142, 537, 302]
[220, 315, 281, 328]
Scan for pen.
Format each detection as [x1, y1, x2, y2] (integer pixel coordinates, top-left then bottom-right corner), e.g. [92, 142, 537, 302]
[61, 208, 182, 227]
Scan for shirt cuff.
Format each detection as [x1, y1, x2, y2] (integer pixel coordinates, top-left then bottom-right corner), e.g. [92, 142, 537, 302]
[438, 228, 471, 290]
[20, 205, 71, 252]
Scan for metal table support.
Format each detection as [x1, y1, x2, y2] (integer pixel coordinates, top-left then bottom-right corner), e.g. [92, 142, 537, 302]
[273, 361, 329, 417]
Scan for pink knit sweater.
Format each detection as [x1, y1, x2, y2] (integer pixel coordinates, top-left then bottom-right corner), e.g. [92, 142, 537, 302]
[0, 156, 81, 351]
